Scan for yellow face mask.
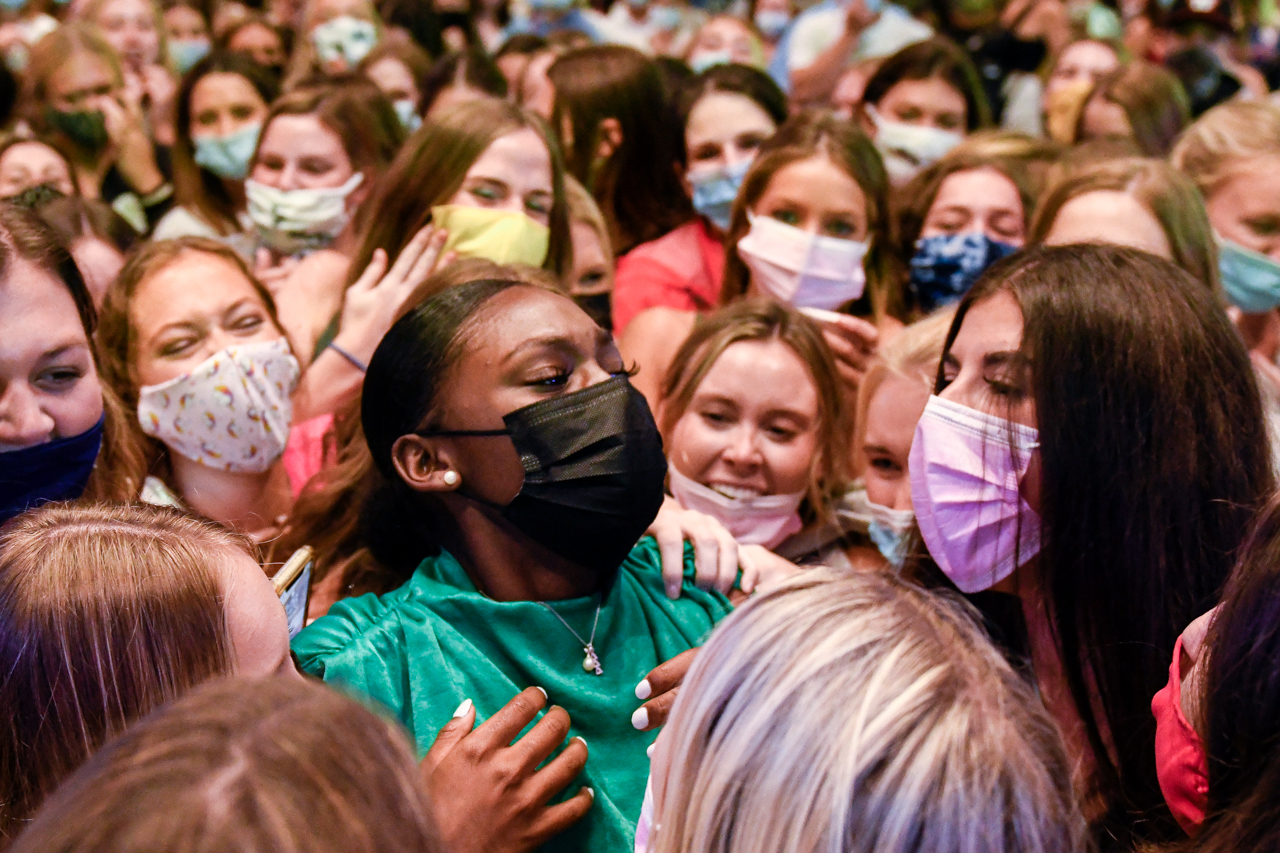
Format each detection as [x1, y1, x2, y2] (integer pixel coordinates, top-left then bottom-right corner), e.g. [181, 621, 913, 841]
[431, 204, 551, 267]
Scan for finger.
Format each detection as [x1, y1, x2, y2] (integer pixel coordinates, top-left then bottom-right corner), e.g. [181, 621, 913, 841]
[652, 525, 687, 600]
[737, 548, 759, 595]
[351, 248, 388, 293]
[420, 698, 477, 776]
[254, 247, 273, 274]
[400, 228, 449, 290]
[634, 687, 679, 731]
[634, 648, 697, 709]
[526, 734, 588, 804]
[715, 529, 738, 595]
[508, 704, 572, 769]
[527, 787, 595, 844]
[384, 224, 436, 285]
[470, 686, 547, 753]
[690, 528, 720, 591]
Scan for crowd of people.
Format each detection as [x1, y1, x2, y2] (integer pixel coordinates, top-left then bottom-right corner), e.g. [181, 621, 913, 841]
[1, 0, 1279, 847]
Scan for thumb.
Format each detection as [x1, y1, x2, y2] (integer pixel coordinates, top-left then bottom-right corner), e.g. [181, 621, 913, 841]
[421, 698, 476, 777]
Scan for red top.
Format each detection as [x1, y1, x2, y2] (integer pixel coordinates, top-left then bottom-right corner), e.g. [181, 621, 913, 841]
[612, 219, 726, 336]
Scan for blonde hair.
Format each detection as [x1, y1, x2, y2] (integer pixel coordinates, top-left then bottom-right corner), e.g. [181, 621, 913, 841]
[0, 503, 252, 845]
[8, 677, 435, 853]
[1171, 100, 1280, 199]
[853, 309, 952, 476]
[651, 570, 1088, 853]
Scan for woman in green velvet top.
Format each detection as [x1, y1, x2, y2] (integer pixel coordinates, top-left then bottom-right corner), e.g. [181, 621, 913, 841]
[293, 279, 734, 853]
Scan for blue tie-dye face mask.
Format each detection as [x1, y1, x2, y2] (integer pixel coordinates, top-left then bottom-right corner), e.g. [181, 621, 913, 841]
[908, 232, 1018, 312]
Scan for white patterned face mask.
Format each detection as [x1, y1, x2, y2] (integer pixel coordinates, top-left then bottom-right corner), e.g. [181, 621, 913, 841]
[137, 338, 299, 474]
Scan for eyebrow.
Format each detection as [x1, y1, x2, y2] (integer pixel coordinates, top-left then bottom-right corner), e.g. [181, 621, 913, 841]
[982, 351, 1027, 371]
[502, 330, 608, 365]
[40, 341, 89, 360]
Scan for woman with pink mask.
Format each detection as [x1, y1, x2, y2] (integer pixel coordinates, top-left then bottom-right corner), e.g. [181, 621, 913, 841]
[907, 244, 1270, 847]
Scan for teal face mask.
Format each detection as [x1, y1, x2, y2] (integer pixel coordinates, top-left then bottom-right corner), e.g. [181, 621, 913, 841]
[1219, 239, 1280, 313]
[193, 122, 261, 180]
[169, 38, 210, 75]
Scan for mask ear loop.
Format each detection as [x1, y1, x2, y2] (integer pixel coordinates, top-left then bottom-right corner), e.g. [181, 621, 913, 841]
[412, 427, 517, 511]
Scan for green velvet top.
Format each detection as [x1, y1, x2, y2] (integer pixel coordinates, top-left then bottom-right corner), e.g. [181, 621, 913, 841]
[292, 537, 732, 853]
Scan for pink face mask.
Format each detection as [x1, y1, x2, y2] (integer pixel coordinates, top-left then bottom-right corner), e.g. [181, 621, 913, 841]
[908, 395, 1041, 593]
[1152, 636, 1209, 835]
[667, 465, 804, 550]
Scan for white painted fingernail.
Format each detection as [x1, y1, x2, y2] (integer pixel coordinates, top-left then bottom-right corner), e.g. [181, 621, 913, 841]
[535, 686, 548, 699]
[452, 698, 472, 718]
[631, 707, 649, 730]
[573, 736, 587, 751]
[635, 679, 652, 700]
[585, 787, 595, 799]
[647, 743, 655, 758]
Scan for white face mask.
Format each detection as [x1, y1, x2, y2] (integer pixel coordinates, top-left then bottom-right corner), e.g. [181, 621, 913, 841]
[245, 172, 364, 249]
[311, 15, 378, 65]
[668, 465, 804, 550]
[866, 104, 963, 183]
[736, 214, 870, 310]
[137, 338, 299, 474]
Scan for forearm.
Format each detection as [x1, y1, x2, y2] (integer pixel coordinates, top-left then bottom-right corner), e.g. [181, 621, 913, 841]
[789, 30, 860, 104]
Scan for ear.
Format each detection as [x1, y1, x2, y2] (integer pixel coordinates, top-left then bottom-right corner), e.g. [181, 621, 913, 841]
[348, 179, 372, 212]
[391, 434, 464, 495]
[595, 117, 624, 162]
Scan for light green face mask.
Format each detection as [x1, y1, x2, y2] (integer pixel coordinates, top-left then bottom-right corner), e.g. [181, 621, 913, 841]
[431, 204, 551, 267]
[1219, 238, 1280, 313]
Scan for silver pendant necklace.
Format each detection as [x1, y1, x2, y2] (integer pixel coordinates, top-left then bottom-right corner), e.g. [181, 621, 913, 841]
[539, 599, 604, 675]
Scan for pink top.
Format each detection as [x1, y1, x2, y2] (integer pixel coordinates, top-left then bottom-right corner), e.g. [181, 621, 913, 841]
[282, 413, 334, 498]
[613, 219, 726, 336]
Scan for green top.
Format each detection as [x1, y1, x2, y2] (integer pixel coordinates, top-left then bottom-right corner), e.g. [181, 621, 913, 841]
[293, 537, 732, 853]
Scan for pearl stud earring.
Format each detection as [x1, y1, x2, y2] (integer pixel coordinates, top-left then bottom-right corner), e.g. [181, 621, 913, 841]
[443, 470, 459, 486]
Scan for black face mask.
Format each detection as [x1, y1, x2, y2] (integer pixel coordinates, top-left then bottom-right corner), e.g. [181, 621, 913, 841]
[419, 376, 667, 574]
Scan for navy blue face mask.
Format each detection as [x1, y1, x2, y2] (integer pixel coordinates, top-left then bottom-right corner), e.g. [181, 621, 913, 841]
[0, 416, 104, 524]
[909, 233, 1018, 313]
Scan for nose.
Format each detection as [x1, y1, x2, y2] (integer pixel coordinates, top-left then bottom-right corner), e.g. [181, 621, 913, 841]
[722, 147, 752, 170]
[719, 424, 761, 467]
[274, 161, 301, 191]
[0, 384, 56, 450]
[214, 113, 238, 137]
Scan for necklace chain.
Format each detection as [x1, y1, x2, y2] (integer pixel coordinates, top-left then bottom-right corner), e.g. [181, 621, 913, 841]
[539, 599, 604, 675]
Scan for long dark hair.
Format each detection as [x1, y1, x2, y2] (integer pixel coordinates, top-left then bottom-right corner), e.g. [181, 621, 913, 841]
[1188, 494, 1280, 852]
[549, 45, 693, 254]
[934, 245, 1273, 844]
[359, 278, 529, 575]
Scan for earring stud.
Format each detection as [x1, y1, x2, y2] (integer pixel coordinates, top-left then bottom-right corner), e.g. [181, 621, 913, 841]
[442, 470, 459, 486]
